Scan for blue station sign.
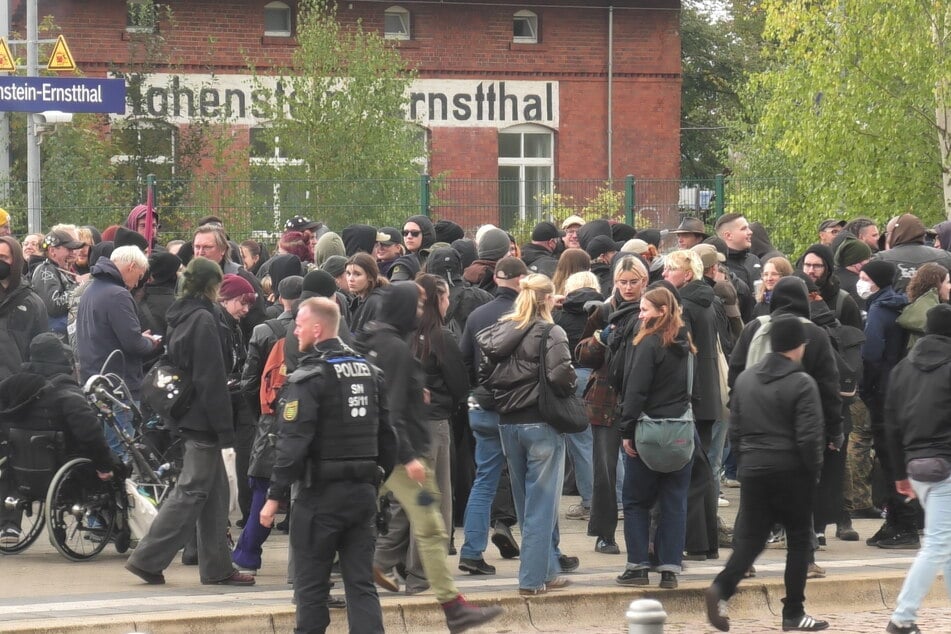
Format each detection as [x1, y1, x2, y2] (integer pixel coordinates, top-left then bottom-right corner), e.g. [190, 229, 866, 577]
[0, 76, 126, 113]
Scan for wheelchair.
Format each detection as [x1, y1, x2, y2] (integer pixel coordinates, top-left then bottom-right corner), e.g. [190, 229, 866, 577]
[0, 367, 180, 561]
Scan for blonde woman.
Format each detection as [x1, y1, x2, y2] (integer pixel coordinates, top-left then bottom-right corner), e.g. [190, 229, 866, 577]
[754, 257, 793, 317]
[477, 274, 578, 596]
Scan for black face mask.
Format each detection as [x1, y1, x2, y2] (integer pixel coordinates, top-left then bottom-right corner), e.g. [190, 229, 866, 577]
[0, 260, 11, 280]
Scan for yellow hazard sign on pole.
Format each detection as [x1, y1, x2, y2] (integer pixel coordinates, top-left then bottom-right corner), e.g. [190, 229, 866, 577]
[47, 34, 76, 71]
[0, 38, 15, 72]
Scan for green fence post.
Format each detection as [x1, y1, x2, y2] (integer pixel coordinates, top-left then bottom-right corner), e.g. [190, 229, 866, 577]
[714, 173, 725, 219]
[624, 174, 635, 227]
[420, 174, 431, 218]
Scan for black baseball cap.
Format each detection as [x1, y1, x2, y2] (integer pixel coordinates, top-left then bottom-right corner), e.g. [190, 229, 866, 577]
[531, 221, 564, 242]
[494, 256, 529, 280]
[285, 215, 322, 231]
[43, 230, 84, 250]
[375, 227, 402, 247]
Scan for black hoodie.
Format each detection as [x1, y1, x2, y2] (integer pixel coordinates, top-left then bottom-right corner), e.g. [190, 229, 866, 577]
[885, 334, 951, 479]
[799, 244, 863, 329]
[728, 277, 842, 440]
[426, 246, 492, 335]
[679, 279, 722, 421]
[355, 282, 427, 464]
[342, 224, 378, 256]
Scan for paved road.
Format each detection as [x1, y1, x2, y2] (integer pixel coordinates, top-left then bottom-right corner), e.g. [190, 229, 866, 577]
[0, 486, 944, 632]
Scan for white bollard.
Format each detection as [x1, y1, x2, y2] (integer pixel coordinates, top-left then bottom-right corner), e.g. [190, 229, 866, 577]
[626, 598, 667, 634]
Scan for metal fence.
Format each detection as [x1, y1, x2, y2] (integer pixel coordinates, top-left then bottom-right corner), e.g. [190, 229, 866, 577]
[2, 175, 799, 245]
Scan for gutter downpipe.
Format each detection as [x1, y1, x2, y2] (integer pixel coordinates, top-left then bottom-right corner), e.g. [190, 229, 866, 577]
[608, 5, 614, 182]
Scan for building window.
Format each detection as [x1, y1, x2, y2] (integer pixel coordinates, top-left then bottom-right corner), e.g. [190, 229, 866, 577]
[250, 127, 309, 231]
[126, 0, 157, 33]
[111, 121, 177, 183]
[384, 6, 410, 40]
[498, 125, 553, 227]
[513, 10, 538, 44]
[264, 1, 293, 37]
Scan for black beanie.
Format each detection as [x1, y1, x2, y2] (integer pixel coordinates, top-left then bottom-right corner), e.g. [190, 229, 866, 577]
[926, 304, 951, 337]
[770, 315, 806, 353]
[28, 332, 74, 367]
[114, 226, 149, 251]
[434, 219, 465, 244]
[148, 252, 181, 286]
[586, 235, 617, 260]
[862, 259, 897, 289]
[611, 222, 637, 243]
[302, 269, 338, 298]
[89, 241, 115, 266]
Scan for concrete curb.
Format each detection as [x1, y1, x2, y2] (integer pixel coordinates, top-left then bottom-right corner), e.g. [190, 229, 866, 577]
[3, 571, 946, 633]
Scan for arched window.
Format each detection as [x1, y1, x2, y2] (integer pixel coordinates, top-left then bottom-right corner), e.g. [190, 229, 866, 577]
[498, 124, 553, 226]
[513, 10, 538, 44]
[265, 1, 293, 37]
[384, 6, 410, 40]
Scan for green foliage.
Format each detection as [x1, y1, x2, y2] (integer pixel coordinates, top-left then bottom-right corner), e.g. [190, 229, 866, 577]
[252, 0, 422, 231]
[508, 183, 637, 245]
[729, 0, 951, 254]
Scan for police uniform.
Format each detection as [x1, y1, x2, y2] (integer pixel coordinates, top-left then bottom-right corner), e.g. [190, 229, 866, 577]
[268, 338, 396, 634]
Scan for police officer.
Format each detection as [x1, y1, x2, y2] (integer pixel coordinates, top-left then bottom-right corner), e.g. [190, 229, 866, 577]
[260, 297, 396, 634]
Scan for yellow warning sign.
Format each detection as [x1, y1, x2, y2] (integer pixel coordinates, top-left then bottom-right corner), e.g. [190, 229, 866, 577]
[0, 38, 15, 72]
[47, 35, 76, 71]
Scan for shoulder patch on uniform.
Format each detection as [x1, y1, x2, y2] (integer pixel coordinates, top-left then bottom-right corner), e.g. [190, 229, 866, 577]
[283, 400, 298, 421]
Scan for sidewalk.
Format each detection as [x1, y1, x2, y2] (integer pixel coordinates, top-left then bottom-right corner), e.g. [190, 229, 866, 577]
[0, 485, 945, 633]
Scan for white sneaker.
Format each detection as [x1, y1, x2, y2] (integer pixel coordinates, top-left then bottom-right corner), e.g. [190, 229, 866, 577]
[566, 504, 590, 520]
[718, 496, 730, 507]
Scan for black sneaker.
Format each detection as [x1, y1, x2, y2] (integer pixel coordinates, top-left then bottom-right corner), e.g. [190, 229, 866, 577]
[458, 557, 496, 575]
[0, 526, 22, 547]
[616, 568, 649, 586]
[877, 531, 920, 549]
[782, 614, 829, 631]
[705, 585, 730, 631]
[886, 621, 922, 634]
[595, 538, 621, 554]
[558, 554, 580, 573]
[835, 523, 859, 541]
[866, 523, 898, 546]
[659, 570, 678, 589]
[490, 523, 520, 559]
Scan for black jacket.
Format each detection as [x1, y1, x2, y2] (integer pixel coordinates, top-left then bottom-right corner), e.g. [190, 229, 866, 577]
[165, 297, 234, 446]
[460, 286, 518, 380]
[477, 319, 575, 423]
[0, 284, 48, 380]
[426, 246, 493, 336]
[419, 327, 469, 420]
[590, 261, 613, 299]
[885, 335, 951, 479]
[619, 329, 692, 438]
[728, 277, 843, 441]
[680, 280, 722, 421]
[355, 282, 428, 464]
[554, 288, 603, 363]
[240, 313, 293, 416]
[520, 243, 558, 278]
[730, 352, 825, 477]
[0, 367, 113, 472]
[138, 283, 176, 337]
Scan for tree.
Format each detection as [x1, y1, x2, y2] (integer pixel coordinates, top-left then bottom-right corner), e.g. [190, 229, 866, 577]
[252, 0, 423, 231]
[729, 0, 951, 253]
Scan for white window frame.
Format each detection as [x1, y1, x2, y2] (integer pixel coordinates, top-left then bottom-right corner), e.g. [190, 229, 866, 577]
[498, 124, 554, 222]
[384, 5, 411, 41]
[513, 10, 538, 44]
[110, 120, 177, 178]
[126, 0, 157, 34]
[410, 125, 430, 174]
[264, 1, 293, 38]
[249, 127, 308, 230]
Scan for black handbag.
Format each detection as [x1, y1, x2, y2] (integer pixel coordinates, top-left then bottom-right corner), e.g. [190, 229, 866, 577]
[537, 324, 589, 434]
[141, 357, 194, 421]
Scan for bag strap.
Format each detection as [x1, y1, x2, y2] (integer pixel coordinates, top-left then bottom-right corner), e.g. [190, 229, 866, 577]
[538, 323, 555, 383]
[686, 351, 695, 395]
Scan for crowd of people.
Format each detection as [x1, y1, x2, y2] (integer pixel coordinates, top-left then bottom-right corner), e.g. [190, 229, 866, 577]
[1, 205, 950, 634]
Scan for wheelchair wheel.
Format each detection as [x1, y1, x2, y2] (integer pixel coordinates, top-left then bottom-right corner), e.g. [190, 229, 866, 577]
[46, 458, 118, 561]
[0, 498, 45, 555]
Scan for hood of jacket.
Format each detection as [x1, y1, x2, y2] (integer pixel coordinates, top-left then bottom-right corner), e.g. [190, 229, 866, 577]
[908, 334, 951, 371]
[750, 222, 776, 259]
[0, 372, 49, 416]
[342, 224, 377, 256]
[578, 219, 612, 250]
[520, 242, 554, 266]
[770, 276, 810, 318]
[868, 286, 909, 313]
[890, 213, 927, 247]
[807, 297, 839, 329]
[90, 256, 125, 287]
[935, 221, 951, 253]
[679, 279, 714, 308]
[166, 296, 214, 329]
[268, 254, 303, 291]
[406, 214, 436, 249]
[755, 351, 806, 385]
[376, 281, 420, 337]
[314, 231, 345, 265]
[426, 246, 463, 284]
[451, 239, 477, 269]
[562, 288, 603, 315]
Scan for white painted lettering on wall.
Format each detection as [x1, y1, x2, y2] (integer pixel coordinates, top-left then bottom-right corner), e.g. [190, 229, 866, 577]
[118, 74, 559, 129]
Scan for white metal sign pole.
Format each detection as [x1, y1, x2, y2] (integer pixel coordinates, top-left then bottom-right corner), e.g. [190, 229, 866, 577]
[26, 0, 40, 234]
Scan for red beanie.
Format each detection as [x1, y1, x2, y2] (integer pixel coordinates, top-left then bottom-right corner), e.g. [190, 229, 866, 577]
[219, 274, 256, 302]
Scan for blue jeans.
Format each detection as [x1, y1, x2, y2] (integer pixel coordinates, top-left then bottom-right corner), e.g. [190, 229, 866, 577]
[891, 474, 951, 627]
[622, 451, 691, 573]
[500, 422, 565, 591]
[460, 408, 504, 560]
[565, 368, 594, 507]
[105, 402, 137, 462]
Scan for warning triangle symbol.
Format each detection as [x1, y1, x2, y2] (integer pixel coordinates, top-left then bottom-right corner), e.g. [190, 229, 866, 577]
[0, 38, 15, 72]
[47, 34, 76, 71]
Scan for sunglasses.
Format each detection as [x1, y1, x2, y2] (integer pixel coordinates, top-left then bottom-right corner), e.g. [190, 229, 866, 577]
[403, 230, 421, 237]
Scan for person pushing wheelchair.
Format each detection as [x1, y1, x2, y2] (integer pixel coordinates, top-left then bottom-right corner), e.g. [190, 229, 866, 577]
[0, 332, 115, 547]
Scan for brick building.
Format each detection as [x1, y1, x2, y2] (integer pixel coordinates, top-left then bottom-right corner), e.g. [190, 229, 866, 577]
[13, 0, 681, 230]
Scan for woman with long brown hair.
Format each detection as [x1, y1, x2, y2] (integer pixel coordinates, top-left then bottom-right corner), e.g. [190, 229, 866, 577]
[346, 252, 388, 333]
[617, 286, 695, 590]
[551, 248, 591, 296]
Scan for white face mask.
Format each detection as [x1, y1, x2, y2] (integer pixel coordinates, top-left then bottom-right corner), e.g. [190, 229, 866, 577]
[856, 279, 875, 299]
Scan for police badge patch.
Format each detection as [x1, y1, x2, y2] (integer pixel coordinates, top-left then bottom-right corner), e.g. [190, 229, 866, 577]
[283, 400, 299, 421]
